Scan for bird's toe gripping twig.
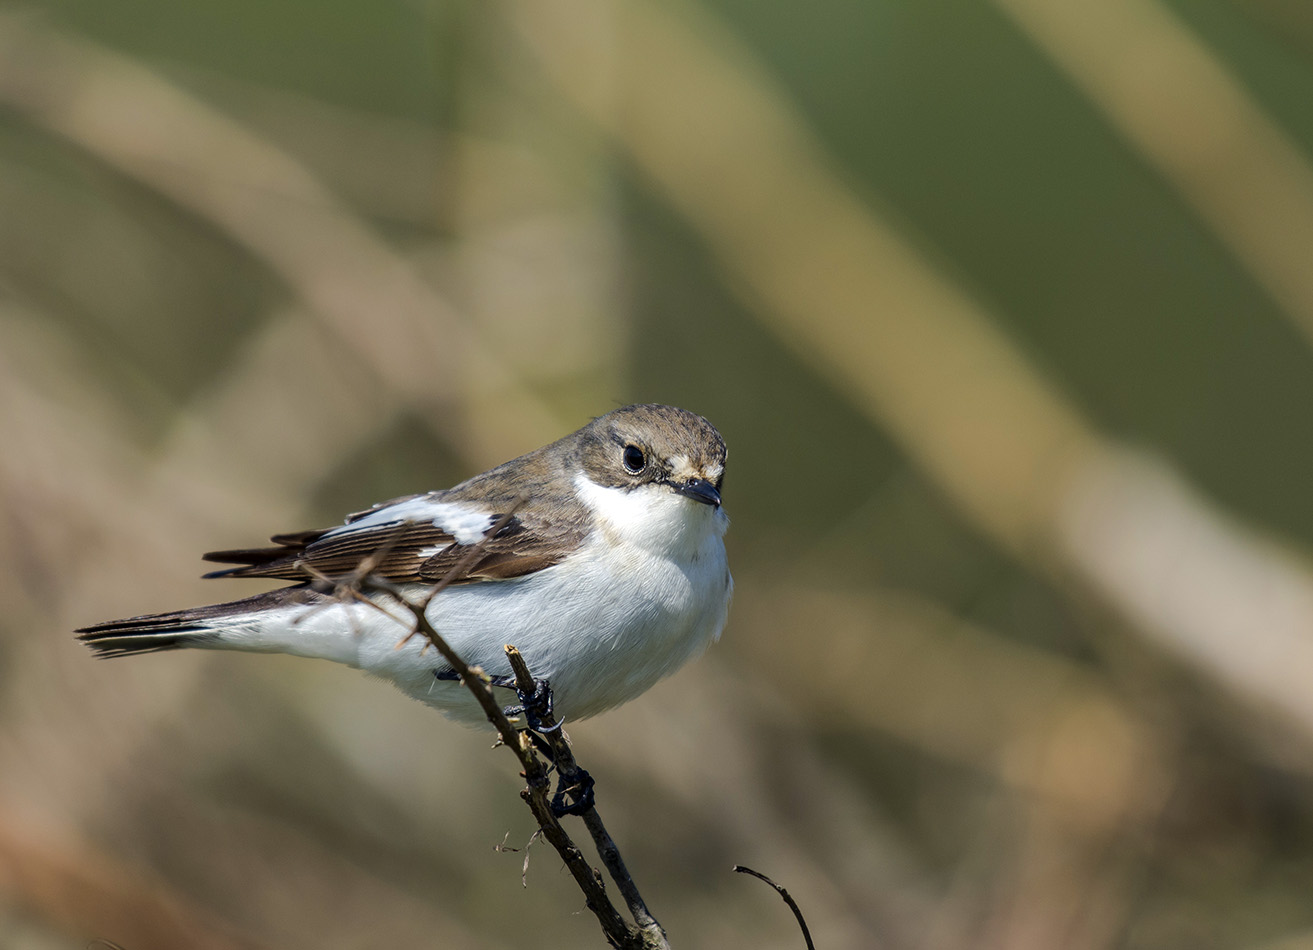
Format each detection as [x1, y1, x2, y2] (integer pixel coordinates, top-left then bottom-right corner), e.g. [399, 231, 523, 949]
[550, 766, 595, 817]
[494, 674, 560, 734]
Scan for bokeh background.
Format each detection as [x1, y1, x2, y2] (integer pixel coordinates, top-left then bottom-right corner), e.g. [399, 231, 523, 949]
[4, 0, 1313, 947]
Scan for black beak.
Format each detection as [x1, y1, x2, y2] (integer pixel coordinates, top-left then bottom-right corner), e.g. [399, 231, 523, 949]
[673, 477, 721, 508]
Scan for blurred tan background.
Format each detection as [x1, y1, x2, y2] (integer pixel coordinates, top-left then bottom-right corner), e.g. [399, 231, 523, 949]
[5, 0, 1313, 947]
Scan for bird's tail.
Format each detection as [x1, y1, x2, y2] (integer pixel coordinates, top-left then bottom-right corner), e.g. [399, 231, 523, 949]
[76, 588, 318, 658]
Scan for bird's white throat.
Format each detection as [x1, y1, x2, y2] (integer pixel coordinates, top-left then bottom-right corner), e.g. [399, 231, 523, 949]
[573, 472, 727, 560]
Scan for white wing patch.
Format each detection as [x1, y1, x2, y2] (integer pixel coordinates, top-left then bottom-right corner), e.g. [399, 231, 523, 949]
[334, 497, 495, 545]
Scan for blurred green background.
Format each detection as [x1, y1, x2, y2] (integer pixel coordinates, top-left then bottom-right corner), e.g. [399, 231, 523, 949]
[5, 0, 1313, 947]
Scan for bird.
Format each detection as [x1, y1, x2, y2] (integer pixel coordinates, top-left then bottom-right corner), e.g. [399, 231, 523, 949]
[77, 404, 732, 725]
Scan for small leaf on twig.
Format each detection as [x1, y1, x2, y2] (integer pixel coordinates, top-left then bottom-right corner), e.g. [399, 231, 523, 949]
[520, 829, 542, 888]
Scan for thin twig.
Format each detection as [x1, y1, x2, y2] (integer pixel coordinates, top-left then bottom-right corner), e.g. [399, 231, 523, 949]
[394, 599, 635, 944]
[505, 646, 666, 941]
[733, 865, 815, 950]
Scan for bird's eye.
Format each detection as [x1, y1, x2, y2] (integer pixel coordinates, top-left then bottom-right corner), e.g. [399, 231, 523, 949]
[622, 444, 646, 474]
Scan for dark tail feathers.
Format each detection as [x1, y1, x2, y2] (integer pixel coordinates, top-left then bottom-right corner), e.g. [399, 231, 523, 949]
[76, 588, 313, 658]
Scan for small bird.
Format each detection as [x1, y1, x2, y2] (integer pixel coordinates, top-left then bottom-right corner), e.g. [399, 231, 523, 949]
[78, 404, 732, 724]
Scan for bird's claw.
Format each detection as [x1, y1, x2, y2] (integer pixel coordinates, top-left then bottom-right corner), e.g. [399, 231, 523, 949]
[502, 677, 559, 733]
[435, 669, 588, 814]
[551, 767, 595, 817]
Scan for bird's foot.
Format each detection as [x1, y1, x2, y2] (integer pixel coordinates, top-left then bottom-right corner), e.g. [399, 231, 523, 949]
[434, 669, 560, 732]
[496, 676, 560, 734]
[551, 767, 595, 817]
[434, 668, 588, 815]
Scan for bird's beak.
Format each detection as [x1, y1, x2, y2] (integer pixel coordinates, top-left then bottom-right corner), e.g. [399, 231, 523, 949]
[673, 477, 721, 508]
